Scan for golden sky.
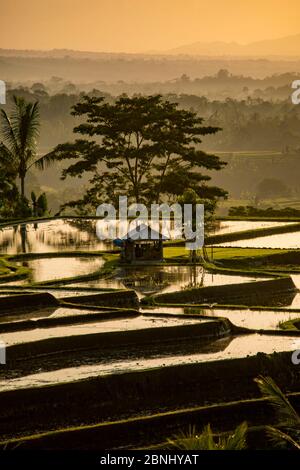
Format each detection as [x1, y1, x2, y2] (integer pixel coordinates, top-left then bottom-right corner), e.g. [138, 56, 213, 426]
[1, 0, 300, 52]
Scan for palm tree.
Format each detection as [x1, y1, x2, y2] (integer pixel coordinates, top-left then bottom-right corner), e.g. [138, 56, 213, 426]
[0, 95, 44, 198]
[255, 375, 300, 450]
[0, 143, 19, 217]
[168, 422, 248, 450]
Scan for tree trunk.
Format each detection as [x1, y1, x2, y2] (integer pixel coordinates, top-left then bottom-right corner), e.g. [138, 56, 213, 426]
[20, 176, 25, 198]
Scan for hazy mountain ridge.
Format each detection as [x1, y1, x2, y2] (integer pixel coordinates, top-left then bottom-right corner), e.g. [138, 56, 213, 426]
[1, 33, 300, 59]
[167, 34, 300, 57]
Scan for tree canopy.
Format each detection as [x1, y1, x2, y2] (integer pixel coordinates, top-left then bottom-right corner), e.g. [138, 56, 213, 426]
[45, 94, 227, 212]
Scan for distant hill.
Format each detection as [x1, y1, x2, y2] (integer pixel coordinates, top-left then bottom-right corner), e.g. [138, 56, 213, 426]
[2, 33, 300, 60]
[2, 34, 300, 84]
[167, 34, 300, 57]
[1, 33, 300, 61]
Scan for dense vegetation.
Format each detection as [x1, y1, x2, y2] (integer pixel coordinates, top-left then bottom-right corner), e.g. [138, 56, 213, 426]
[44, 94, 227, 214]
[2, 85, 300, 152]
[229, 205, 300, 218]
[1, 70, 300, 215]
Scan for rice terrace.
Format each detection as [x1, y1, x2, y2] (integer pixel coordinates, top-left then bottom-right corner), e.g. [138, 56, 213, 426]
[1, 0, 300, 461]
[0, 215, 300, 451]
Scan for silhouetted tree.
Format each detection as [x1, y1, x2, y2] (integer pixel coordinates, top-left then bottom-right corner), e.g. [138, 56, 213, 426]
[31, 191, 48, 217]
[44, 94, 227, 212]
[0, 96, 42, 198]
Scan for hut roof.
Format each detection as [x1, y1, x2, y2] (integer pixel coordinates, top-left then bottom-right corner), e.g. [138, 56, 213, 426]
[121, 223, 169, 241]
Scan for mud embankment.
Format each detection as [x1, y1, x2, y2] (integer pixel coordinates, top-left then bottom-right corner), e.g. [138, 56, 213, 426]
[5, 318, 230, 360]
[62, 290, 139, 308]
[0, 350, 297, 441]
[0, 293, 59, 315]
[146, 277, 297, 306]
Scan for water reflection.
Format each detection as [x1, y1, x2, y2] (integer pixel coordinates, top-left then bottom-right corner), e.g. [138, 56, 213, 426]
[0, 219, 113, 254]
[0, 315, 208, 346]
[0, 334, 295, 391]
[68, 265, 264, 297]
[216, 230, 300, 249]
[119, 265, 265, 296]
[1, 335, 232, 380]
[17, 256, 104, 284]
[0, 219, 292, 254]
[211, 220, 294, 236]
[142, 306, 300, 330]
[290, 275, 300, 308]
[0, 305, 58, 323]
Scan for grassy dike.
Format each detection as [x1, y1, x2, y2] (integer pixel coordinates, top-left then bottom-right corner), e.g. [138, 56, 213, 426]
[164, 246, 300, 275]
[279, 318, 300, 331]
[0, 257, 29, 284]
[164, 246, 284, 261]
[5, 253, 120, 287]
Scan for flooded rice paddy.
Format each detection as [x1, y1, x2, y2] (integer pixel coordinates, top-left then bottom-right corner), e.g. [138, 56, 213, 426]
[0, 219, 113, 254]
[216, 230, 300, 249]
[69, 265, 266, 297]
[15, 256, 104, 283]
[0, 334, 295, 392]
[4, 261, 263, 296]
[0, 218, 293, 254]
[0, 306, 109, 323]
[0, 315, 207, 346]
[0, 218, 299, 399]
[211, 220, 294, 235]
[0, 288, 113, 299]
[142, 307, 300, 330]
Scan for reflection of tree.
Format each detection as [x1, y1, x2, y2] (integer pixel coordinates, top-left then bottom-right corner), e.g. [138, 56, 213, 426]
[0, 219, 112, 254]
[36, 219, 107, 249]
[0, 224, 35, 254]
[20, 224, 27, 253]
[207, 219, 221, 235]
[18, 224, 34, 254]
[0, 232, 13, 251]
[67, 219, 96, 235]
[185, 265, 205, 289]
[121, 269, 169, 294]
[120, 265, 206, 295]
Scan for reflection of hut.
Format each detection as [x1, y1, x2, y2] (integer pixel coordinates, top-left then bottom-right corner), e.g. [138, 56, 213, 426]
[117, 224, 168, 263]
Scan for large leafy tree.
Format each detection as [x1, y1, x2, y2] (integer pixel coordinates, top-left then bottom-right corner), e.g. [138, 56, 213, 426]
[44, 94, 227, 210]
[0, 95, 43, 198]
